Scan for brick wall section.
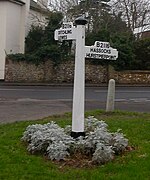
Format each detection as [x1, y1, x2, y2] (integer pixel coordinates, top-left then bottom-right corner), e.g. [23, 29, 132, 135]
[5, 59, 150, 84]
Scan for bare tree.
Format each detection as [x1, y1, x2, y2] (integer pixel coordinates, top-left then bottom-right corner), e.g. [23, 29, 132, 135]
[27, 0, 50, 34]
[110, 0, 150, 31]
[48, 0, 78, 14]
[48, 0, 111, 23]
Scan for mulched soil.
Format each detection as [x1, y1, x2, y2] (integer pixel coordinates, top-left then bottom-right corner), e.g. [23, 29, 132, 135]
[52, 146, 135, 169]
[53, 152, 96, 169]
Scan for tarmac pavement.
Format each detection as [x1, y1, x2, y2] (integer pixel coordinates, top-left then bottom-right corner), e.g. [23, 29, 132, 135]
[0, 82, 150, 124]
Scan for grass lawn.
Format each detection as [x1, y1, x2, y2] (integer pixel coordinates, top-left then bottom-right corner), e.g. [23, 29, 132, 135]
[0, 110, 150, 180]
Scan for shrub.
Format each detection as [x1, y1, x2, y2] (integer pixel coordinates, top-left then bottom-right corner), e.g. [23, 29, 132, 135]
[92, 143, 114, 164]
[133, 38, 150, 70]
[25, 26, 44, 54]
[21, 117, 128, 164]
[7, 53, 26, 61]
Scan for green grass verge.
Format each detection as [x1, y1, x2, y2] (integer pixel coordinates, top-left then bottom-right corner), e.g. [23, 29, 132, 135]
[0, 110, 150, 180]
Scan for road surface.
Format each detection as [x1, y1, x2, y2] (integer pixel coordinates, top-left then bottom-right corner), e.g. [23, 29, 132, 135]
[0, 86, 150, 123]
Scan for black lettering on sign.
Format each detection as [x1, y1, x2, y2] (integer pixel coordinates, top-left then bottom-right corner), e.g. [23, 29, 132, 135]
[58, 30, 72, 35]
[90, 48, 111, 54]
[86, 53, 91, 58]
[95, 42, 110, 48]
[86, 53, 116, 60]
[62, 24, 72, 29]
[58, 35, 67, 40]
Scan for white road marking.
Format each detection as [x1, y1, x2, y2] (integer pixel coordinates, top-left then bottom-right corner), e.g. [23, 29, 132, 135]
[115, 98, 150, 102]
[129, 98, 149, 102]
[115, 99, 127, 102]
[95, 90, 150, 93]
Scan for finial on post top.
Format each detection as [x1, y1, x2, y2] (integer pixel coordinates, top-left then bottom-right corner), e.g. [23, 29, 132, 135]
[75, 16, 88, 25]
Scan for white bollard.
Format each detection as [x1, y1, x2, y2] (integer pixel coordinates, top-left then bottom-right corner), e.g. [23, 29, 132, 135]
[106, 79, 115, 112]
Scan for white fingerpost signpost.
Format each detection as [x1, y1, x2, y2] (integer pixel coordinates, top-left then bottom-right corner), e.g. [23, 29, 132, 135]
[54, 17, 118, 138]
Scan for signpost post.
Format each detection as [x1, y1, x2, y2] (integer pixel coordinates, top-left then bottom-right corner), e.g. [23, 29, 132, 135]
[71, 17, 87, 138]
[54, 17, 118, 138]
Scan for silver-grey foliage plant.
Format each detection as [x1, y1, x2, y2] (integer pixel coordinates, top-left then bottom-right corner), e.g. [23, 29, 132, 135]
[21, 116, 128, 164]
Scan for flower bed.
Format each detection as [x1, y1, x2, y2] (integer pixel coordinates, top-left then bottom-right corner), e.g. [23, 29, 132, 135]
[21, 116, 129, 166]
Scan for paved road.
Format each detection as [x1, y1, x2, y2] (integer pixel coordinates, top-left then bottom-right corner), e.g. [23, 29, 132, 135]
[0, 86, 150, 123]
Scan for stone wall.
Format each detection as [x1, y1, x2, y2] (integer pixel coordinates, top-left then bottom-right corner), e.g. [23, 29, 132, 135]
[5, 59, 150, 85]
[5, 59, 53, 82]
[5, 59, 107, 83]
[113, 71, 150, 84]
